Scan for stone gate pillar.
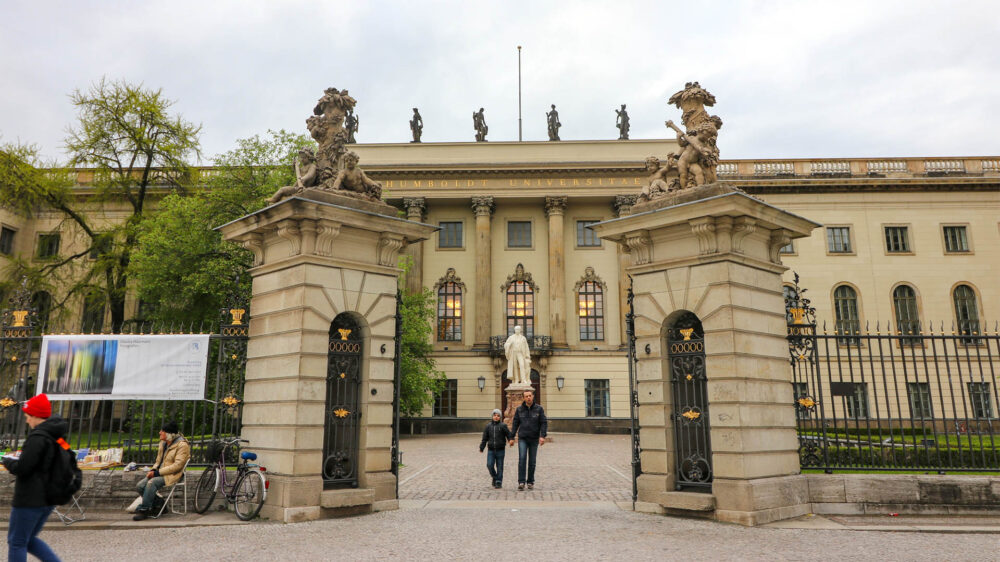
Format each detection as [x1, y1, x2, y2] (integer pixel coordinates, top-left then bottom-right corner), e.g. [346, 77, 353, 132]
[219, 192, 435, 523]
[591, 185, 819, 526]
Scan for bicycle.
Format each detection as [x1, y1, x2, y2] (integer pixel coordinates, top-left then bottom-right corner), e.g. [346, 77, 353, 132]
[194, 437, 268, 520]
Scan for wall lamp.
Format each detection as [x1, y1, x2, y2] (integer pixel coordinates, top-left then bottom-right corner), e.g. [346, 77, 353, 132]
[556, 376, 565, 391]
[477, 376, 486, 392]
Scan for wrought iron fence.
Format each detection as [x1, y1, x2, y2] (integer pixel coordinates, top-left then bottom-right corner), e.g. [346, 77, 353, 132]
[0, 286, 248, 466]
[785, 274, 1000, 472]
[488, 334, 553, 357]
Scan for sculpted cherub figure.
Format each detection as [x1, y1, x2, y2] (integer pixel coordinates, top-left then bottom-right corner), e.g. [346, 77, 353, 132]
[267, 147, 319, 204]
[331, 151, 382, 200]
[637, 154, 681, 203]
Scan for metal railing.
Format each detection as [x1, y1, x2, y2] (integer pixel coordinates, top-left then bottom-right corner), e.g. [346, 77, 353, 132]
[785, 274, 1000, 472]
[488, 334, 553, 358]
[0, 294, 248, 465]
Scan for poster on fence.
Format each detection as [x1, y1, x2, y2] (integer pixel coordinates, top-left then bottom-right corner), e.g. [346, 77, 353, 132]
[36, 334, 211, 401]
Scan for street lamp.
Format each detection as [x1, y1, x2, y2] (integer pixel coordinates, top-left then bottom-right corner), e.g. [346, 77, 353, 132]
[477, 376, 486, 392]
[556, 376, 564, 391]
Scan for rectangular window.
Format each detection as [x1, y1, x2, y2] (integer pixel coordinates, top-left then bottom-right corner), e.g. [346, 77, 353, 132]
[884, 226, 911, 253]
[0, 226, 15, 255]
[89, 233, 112, 260]
[36, 233, 61, 259]
[438, 221, 463, 248]
[943, 226, 969, 253]
[507, 221, 532, 248]
[907, 382, 933, 419]
[585, 379, 610, 417]
[826, 227, 852, 253]
[968, 382, 994, 419]
[779, 241, 794, 254]
[792, 382, 810, 420]
[845, 383, 869, 418]
[576, 220, 601, 247]
[433, 379, 458, 417]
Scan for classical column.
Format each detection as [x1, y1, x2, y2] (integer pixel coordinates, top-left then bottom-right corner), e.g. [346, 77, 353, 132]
[545, 196, 568, 347]
[402, 197, 426, 294]
[471, 196, 495, 347]
[613, 195, 637, 346]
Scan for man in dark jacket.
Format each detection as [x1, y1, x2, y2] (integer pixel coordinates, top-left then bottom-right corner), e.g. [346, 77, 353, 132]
[2, 393, 64, 562]
[479, 409, 513, 488]
[511, 389, 547, 490]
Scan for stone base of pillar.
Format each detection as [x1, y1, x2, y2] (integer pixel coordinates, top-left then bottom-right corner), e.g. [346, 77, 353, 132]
[502, 384, 532, 428]
[712, 474, 811, 526]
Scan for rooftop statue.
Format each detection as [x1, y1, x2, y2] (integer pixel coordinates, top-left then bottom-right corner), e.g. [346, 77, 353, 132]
[410, 108, 423, 143]
[616, 104, 630, 140]
[546, 104, 561, 141]
[269, 87, 384, 205]
[473, 108, 488, 142]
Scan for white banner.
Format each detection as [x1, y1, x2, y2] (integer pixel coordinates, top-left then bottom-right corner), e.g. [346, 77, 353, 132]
[36, 334, 211, 401]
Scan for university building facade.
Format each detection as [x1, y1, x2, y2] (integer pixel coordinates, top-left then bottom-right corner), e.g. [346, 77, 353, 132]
[2, 140, 998, 432]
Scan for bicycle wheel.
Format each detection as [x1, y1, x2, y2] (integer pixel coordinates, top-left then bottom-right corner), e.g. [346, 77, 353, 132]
[194, 466, 219, 514]
[233, 470, 266, 520]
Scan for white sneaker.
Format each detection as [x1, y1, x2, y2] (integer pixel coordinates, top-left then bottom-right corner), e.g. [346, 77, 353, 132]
[126, 496, 143, 513]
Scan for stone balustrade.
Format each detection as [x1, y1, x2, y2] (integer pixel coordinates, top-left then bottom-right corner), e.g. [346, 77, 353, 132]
[924, 159, 966, 174]
[810, 161, 851, 175]
[753, 162, 795, 176]
[866, 160, 909, 174]
[983, 159, 1000, 173]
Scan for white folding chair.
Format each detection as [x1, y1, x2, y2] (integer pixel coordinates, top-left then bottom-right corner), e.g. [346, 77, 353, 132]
[152, 459, 190, 517]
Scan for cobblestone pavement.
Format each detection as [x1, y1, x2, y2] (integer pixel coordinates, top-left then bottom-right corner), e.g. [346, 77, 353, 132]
[398, 433, 633, 501]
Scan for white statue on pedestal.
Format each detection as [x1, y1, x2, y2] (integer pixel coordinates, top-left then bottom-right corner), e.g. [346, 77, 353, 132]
[504, 325, 532, 387]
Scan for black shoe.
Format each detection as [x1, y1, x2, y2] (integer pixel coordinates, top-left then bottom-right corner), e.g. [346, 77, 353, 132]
[527, 483, 534, 490]
[518, 483, 525, 491]
[132, 511, 149, 521]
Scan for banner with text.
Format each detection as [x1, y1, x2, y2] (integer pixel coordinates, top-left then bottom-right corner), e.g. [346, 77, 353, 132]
[36, 334, 211, 401]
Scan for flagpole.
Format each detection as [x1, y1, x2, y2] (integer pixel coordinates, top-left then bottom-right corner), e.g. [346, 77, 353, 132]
[517, 45, 523, 142]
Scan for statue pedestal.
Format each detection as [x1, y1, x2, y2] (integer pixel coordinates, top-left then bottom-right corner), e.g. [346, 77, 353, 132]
[592, 185, 819, 526]
[219, 193, 435, 523]
[502, 383, 533, 429]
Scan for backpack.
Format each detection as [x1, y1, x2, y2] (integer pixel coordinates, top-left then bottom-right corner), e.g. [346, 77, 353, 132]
[43, 435, 83, 505]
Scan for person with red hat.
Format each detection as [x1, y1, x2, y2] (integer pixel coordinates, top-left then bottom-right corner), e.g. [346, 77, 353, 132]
[1, 393, 66, 561]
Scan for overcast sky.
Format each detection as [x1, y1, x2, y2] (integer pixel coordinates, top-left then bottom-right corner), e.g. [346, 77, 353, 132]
[2, 0, 998, 164]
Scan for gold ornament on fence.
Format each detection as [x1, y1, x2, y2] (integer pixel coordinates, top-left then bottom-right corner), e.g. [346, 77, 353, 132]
[0, 397, 17, 409]
[679, 328, 694, 341]
[333, 408, 350, 418]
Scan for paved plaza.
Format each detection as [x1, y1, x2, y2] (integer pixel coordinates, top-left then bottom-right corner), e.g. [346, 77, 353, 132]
[30, 433, 1000, 561]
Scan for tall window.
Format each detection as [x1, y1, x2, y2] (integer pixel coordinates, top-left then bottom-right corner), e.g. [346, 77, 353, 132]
[507, 221, 532, 248]
[884, 226, 911, 253]
[585, 379, 610, 417]
[0, 226, 15, 255]
[892, 285, 920, 344]
[845, 383, 869, 418]
[578, 281, 604, 341]
[907, 382, 933, 419]
[833, 285, 861, 345]
[81, 293, 105, 333]
[437, 282, 462, 341]
[793, 382, 810, 420]
[438, 221, 463, 248]
[953, 284, 981, 343]
[968, 382, 994, 419]
[506, 281, 534, 337]
[943, 226, 969, 253]
[433, 379, 458, 417]
[826, 227, 852, 253]
[576, 220, 600, 247]
[36, 233, 60, 259]
[31, 292, 52, 332]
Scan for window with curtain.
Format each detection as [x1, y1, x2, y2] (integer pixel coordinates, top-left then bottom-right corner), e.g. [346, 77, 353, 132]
[437, 282, 462, 341]
[506, 280, 534, 337]
[577, 281, 604, 341]
[833, 285, 861, 345]
[953, 284, 981, 344]
[892, 285, 920, 344]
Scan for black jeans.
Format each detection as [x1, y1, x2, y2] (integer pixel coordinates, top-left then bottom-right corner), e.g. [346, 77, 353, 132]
[517, 438, 539, 484]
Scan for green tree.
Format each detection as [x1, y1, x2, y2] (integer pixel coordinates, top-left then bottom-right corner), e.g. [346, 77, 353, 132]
[130, 130, 312, 325]
[0, 78, 201, 331]
[398, 259, 446, 416]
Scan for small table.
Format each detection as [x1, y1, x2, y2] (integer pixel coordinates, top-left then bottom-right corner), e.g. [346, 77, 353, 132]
[55, 463, 123, 525]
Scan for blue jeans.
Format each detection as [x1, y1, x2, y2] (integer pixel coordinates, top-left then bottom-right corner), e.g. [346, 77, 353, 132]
[136, 476, 166, 512]
[486, 448, 505, 485]
[7, 505, 60, 562]
[517, 438, 539, 484]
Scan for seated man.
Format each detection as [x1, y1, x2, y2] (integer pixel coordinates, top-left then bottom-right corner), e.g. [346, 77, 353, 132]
[133, 421, 190, 521]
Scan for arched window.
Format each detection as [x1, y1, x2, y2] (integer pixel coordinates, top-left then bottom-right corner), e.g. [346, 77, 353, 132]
[578, 281, 604, 341]
[437, 282, 462, 342]
[953, 284, 981, 343]
[833, 285, 860, 345]
[506, 281, 534, 338]
[892, 285, 920, 344]
[30, 291, 51, 332]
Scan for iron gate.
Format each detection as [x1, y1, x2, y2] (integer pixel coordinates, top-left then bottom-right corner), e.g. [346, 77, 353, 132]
[624, 275, 641, 505]
[667, 311, 713, 490]
[323, 314, 362, 487]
